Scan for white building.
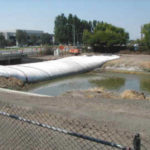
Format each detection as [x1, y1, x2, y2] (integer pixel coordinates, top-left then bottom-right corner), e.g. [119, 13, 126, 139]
[0, 29, 44, 46]
[0, 29, 44, 39]
[0, 29, 55, 46]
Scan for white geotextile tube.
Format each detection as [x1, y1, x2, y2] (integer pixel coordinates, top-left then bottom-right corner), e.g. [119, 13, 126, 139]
[0, 55, 119, 82]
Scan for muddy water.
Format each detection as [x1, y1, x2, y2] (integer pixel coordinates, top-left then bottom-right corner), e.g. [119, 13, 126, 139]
[29, 72, 150, 96]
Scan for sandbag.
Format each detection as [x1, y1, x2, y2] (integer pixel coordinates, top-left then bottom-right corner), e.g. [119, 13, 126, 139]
[0, 55, 119, 83]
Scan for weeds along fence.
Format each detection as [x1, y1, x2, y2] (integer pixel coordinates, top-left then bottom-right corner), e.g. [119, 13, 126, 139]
[0, 100, 149, 150]
[18, 47, 52, 56]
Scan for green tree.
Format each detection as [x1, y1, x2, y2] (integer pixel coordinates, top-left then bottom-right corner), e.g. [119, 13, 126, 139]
[16, 30, 28, 46]
[0, 33, 6, 48]
[29, 35, 38, 45]
[54, 14, 68, 44]
[67, 14, 74, 44]
[83, 22, 129, 52]
[141, 23, 150, 50]
[82, 30, 91, 45]
[54, 13, 95, 45]
[54, 13, 129, 48]
[40, 33, 52, 45]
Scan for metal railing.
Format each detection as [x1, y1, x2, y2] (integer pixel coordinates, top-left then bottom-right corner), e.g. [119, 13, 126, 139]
[0, 47, 45, 57]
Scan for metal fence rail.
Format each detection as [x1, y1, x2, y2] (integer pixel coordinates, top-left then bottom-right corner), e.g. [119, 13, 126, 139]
[0, 101, 149, 150]
[0, 111, 127, 150]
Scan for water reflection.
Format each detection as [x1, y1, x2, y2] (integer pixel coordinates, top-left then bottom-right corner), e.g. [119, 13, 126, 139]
[140, 78, 150, 93]
[90, 77, 125, 90]
[29, 72, 150, 96]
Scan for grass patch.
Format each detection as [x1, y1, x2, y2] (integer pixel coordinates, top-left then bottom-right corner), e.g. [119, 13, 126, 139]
[90, 77, 125, 90]
[140, 78, 150, 93]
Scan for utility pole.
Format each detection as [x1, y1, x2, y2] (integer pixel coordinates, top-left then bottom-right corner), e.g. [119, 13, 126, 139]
[72, 24, 76, 46]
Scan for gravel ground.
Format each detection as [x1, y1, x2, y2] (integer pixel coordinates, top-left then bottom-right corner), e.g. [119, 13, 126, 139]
[0, 87, 150, 135]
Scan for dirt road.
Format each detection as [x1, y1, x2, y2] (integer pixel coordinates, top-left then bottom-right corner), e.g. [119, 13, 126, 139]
[0, 88, 150, 136]
[102, 54, 150, 73]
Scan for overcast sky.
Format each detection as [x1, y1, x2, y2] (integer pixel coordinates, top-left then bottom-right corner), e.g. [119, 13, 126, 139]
[0, 0, 150, 39]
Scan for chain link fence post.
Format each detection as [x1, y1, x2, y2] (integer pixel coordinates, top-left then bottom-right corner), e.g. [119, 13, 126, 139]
[133, 134, 141, 150]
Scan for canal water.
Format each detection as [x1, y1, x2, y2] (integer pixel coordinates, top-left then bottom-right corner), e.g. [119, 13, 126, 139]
[29, 72, 150, 96]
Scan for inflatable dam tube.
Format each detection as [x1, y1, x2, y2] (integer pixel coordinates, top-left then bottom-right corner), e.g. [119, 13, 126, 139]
[0, 55, 119, 83]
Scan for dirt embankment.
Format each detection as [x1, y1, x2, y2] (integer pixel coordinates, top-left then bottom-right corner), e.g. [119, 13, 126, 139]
[102, 54, 150, 73]
[64, 87, 150, 101]
[0, 77, 26, 90]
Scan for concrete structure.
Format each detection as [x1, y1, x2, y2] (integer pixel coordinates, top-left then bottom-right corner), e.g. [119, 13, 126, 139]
[0, 29, 44, 40]
[0, 50, 27, 64]
[0, 29, 44, 46]
[0, 30, 16, 41]
[0, 29, 55, 47]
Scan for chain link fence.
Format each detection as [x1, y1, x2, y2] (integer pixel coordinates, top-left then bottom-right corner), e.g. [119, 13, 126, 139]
[0, 100, 149, 150]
